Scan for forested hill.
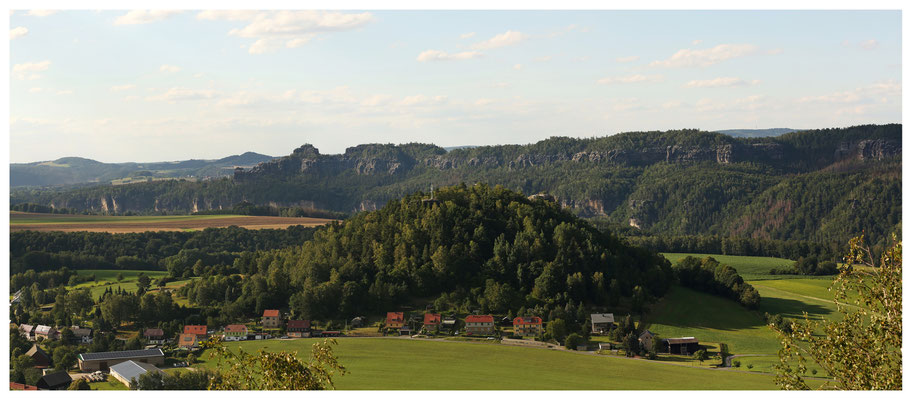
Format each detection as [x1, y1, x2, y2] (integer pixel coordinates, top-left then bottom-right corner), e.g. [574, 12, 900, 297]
[11, 124, 901, 244]
[183, 184, 674, 319]
[10, 151, 275, 187]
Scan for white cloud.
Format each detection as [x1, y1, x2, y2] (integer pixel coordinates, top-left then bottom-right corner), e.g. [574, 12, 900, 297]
[798, 81, 899, 105]
[843, 39, 879, 51]
[471, 30, 527, 50]
[684, 77, 759, 88]
[616, 55, 639, 63]
[110, 84, 137, 91]
[416, 49, 482, 62]
[159, 64, 181, 73]
[222, 11, 373, 54]
[196, 10, 259, 21]
[513, 64, 523, 70]
[597, 74, 663, 85]
[535, 55, 553, 62]
[10, 26, 29, 40]
[692, 39, 703, 45]
[55, 90, 73, 95]
[12, 60, 51, 80]
[650, 44, 758, 68]
[26, 10, 57, 17]
[114, 10, 182, 25]
[29, 87, 43, 93]
[460, 32, 476, 39]
[399, 95, 448, 106]
[146, 87, 219, 102]
[475, 98, 495, 106]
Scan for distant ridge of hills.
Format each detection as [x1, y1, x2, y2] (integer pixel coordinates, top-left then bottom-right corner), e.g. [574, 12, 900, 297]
[714, 128, 799, 138]
[10, 151, 276, 187]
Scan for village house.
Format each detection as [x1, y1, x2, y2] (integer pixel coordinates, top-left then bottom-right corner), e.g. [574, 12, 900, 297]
[36, 370, 72, 390]
[423, 313, 441, 332]
[26, 344, 51, 369]
[77, 349, 165, 372]
[590, 313, 615, 334]
[286, 320, 311, 338]
[9, 382, 39, 390]
[465, 315, 495, 335]
[663, 337, 700, 355]
[110, 360, 163, 388]
[35, 325, 58, 340]
[178, 333, 199, 349]
[638, 330, 656, 351]
[350, 316, 364, 328]
[441, 316, 457, 331]
[183, 325, 207, 337]
[386, 312, 405, 330]
[223, 324, 248, 341]
[512, 316, 543, 337]
[143, 328, 165, 344]
[262, 309, 282, 328]
[19, 324, 35, 341]
[70, 326, 93, 344]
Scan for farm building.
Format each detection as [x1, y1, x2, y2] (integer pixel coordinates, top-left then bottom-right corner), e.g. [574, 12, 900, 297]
[351, 316, 364, 328]
[286, 320, 311, 338]
[262, 309, 283, 328]
[442, 316, 457, 330]
[423, 313, 441, 331]
[183, 325, 207, 337]
[513, 316, 543, 337]
[179, 333, 199, 349]
[590, 313, 615, 334]
[36, 370, 72, 390]
[19, 324, 35, 340]
[77, 349, 165, 372]
[26, 344, 51, 368]
[224, 324, 248, 341]
[386, 312, 405, 329]
[638, 330, 656, 351]
[35, 325, 58, 340]
[465, 315, 495, 335]
[663, 337, 700, 355]
[109, 360, 162, 388]
[143, 328, 165, 344]
[70, 326, 93, 344]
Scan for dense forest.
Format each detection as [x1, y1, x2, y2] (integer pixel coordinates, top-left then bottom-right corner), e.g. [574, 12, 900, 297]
[11, 125, 901, 244]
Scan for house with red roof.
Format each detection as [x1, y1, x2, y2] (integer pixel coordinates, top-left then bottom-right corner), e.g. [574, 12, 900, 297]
[183, 325, 207, 336]
[179, 333, 199, 349]
[224, 325, 248, 341]
[513, 316, 543, 337]
[423, 313, 441, 332]
[386, 312, 405, 329]
[262, 309, 282, 328]
[465, 315, 495, 335]
[286, 320, 311, 338]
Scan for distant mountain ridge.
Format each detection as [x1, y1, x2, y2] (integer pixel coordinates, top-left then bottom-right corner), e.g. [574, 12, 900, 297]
[10, 152, 276, 187]
[715, 128, 798, 138]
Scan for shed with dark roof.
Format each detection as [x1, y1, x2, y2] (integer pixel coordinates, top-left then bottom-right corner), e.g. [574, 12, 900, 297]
[26, 344, 51, 368]
[37, 370, 72, 390]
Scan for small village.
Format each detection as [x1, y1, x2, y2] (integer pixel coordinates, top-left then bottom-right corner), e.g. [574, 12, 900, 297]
[12, 308, 704, 390]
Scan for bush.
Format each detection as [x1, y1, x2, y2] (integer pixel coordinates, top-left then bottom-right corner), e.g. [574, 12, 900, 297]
[565, 333, 583, 350]
[733, 360, 741, 368]
[747, 364, 754, 370]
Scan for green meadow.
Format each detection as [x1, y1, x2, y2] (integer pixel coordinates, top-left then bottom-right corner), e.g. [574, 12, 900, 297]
[72, 270, 184, 300]
[661, 253, 795, 280]
[198, 337, 779, 390]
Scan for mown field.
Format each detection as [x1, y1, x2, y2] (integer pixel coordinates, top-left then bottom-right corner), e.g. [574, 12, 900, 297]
[198, 337, 780, 390]
[9, 211, 333, 233]
[661, 252, 795, 280]
[70, 270, 194, 302]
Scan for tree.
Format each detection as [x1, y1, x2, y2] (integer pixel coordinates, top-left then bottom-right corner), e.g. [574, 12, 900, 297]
[137, 273, 151, 292]
[205, 337, 346, 390]
[53, 346, 77, 371]
[773, 235, 901, 390]
[694, 349, 708, 364]
[622, 332, 639, 357]
[546, 319, 568, 344]
[565, 333, 583, 350]
[116, 272, 125, 282]
[68, 379, 91, 390]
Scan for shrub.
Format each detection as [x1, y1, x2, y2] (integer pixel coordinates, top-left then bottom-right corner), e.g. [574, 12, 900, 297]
[733, 360, 741, 368]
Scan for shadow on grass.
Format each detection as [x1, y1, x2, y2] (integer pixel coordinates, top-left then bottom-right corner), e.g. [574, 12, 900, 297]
[758, 296, 833, 320]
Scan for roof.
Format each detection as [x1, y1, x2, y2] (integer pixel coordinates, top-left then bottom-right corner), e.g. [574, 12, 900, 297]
[424, 313, 441, 324]
[143, 328, 164, 337]
[19, 324, 34, 333]
[225, 324, 248, 333]
[387, 312, 404, 323]
[10, 382, 39, 390]
[665, 337, 699, 345]
[78, 348, 164, 362]
[110, 360, 162, 384]
[183, 325, 207, 335]
[639, 330, 655, 338]
[71, 327, 92, 337]
[26, 344, 49, 360]
[513, 316, 542, 325]
[465, 315, 494, 323]
[286, 320, 310, 329]
[38, 370, 73, 388]
[263, 309, 280, 317]
[35, 325, 56, 335]
[179, 333, 198, 343]
[591, 313, 615, 324]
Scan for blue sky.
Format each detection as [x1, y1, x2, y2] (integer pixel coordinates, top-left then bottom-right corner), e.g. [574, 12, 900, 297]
[9, 10, 901, 163]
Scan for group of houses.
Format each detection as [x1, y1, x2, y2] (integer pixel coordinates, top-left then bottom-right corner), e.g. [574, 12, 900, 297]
[385, 312, 547, 337]
[18, 324, 93, 344]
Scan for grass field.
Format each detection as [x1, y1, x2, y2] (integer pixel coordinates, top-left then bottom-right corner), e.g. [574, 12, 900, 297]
[9, 212, 334, 233]
[88, 376, 128, 390]
[197, 337, 780, 390]
[661, 253, 796, 280]
[71, 269, 192, 300]
[748, 278, 844, 321]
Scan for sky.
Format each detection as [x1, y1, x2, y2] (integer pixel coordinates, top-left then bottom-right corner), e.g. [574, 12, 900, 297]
[8, 9, 902, 163]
